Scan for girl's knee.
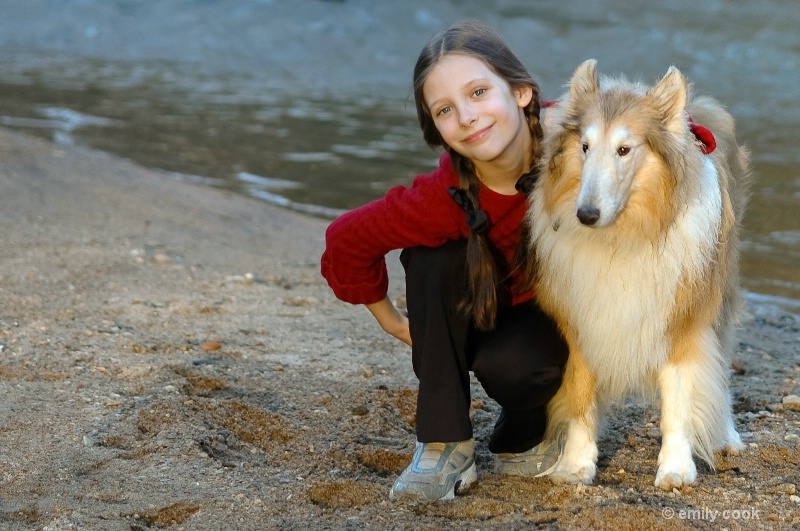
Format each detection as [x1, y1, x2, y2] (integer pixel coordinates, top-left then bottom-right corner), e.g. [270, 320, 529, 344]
[513, 364, 564, 391]
[474, 361, 563, 406]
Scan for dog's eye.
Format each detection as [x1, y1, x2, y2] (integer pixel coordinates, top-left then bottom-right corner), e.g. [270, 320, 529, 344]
[617, 146, 631, 156]
[582, 142, 589, 153]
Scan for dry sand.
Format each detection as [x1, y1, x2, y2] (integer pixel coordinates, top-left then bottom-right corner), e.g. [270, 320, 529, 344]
[0, 127, 798, 530]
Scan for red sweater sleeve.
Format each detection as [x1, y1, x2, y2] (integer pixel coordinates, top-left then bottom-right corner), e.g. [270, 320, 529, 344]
[320, 153, 467, 305]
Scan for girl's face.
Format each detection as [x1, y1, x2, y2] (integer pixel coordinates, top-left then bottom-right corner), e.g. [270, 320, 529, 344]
[423, 54, 532, 172]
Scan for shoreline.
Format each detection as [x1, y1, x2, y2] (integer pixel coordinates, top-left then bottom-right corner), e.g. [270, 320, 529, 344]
[1, 127, 798, 529]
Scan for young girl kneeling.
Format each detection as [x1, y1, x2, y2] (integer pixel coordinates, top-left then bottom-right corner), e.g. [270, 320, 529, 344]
[321, 20, 567, 502]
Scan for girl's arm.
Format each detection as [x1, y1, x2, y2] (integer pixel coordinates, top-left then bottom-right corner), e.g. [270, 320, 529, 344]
[366, 296, 411, 346]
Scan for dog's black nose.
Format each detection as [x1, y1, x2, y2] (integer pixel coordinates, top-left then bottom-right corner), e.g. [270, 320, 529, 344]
[577, 206, 600, 226]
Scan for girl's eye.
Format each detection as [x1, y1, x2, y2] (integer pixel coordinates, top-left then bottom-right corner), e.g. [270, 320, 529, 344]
[617, 146, 630, 156]
[436, 106, 451, 117]
[582, 142, 589, 153]
[473, 88, 486, 97]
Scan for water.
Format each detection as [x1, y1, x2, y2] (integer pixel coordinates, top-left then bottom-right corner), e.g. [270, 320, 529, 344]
[1, 0, 798, 312]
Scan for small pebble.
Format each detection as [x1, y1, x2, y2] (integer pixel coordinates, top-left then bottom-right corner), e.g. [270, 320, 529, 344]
[152, 253, 171, 264]
[201, 341, 222, 351]
[351, 404, 369, 416]
[782, 395, 800, 411]
[283, 296, 318, 307]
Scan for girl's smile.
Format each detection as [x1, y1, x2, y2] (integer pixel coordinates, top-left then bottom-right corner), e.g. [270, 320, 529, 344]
[463, 124, 494, 144]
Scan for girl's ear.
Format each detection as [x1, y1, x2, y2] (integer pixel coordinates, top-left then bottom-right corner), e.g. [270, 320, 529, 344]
[515, 85, 533, 108]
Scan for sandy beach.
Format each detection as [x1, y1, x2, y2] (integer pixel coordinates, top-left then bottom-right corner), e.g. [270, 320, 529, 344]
[0, 127, 798, 530]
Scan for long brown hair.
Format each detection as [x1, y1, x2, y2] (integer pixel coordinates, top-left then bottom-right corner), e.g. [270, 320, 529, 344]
[412, 20, 543, 330]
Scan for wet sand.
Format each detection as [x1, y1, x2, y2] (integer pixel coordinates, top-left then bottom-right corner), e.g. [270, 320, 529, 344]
[0, 127, 798, 529]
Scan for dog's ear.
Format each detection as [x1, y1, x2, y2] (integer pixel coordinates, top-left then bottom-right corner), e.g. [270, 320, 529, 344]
[648, 66, 688, 135]
[568, 59, 600, 103]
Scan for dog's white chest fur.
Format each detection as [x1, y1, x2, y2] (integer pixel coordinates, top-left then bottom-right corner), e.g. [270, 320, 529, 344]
[532, 157, 722, 398]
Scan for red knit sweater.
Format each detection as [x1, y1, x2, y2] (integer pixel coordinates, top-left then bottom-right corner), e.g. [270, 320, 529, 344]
[320, 152, 533, 306]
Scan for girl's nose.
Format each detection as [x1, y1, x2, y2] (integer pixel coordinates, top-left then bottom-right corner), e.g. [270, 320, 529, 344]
[458, 104, 478, 126]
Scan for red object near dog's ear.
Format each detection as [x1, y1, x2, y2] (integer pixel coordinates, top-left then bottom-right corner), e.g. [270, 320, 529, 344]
[688, 118, 716, 154]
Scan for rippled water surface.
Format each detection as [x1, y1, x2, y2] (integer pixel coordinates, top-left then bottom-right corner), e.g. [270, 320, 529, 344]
[1, 0, 798, 312]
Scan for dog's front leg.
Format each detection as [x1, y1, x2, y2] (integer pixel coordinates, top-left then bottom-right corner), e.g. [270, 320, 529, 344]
[656, 360, 697, 491]
[547, 348, 599, 485]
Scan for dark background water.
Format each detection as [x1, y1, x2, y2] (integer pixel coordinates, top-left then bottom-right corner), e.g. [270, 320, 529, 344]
[1, 0, 798, 312]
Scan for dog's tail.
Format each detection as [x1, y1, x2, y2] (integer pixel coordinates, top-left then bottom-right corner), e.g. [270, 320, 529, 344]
[687, 96, 752, 357]
[686, 96, 752, 223]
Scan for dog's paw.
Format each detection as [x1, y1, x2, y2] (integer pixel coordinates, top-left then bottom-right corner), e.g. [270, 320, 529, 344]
[549, 470, 594, 485]
[720, 440, 744, 457]
[548, 462, 596, 485]
[654, 462, 697, 491]
[720, 429, 745, 456]
[549, 427, 599, 485]
[654, 471, 685, 491]
[656, 437, 697, 491]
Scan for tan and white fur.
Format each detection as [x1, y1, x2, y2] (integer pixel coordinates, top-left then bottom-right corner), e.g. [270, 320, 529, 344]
[528, 60, 751, 490]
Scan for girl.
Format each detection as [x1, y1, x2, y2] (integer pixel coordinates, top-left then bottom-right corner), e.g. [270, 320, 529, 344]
[320, 20, 568, 502]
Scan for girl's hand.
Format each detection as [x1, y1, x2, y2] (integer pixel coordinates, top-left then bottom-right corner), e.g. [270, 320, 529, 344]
[366, 296, 412, 346]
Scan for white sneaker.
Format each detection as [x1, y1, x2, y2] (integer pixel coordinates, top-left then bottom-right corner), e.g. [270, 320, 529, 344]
[389, 439, 477, 502]
[495, 437, 562, 477]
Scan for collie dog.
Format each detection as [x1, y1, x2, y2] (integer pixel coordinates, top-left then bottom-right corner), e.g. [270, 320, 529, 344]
[528, 60, 751, 490]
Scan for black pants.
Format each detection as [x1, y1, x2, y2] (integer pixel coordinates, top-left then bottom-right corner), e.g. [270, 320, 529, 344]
[400, 240, 568, 454]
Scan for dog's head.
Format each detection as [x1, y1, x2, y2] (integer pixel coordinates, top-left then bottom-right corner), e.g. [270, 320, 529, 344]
[554, 60, 693, 229]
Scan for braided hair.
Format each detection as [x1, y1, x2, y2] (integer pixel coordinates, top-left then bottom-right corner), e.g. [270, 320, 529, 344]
[412, 20, 544, 331]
